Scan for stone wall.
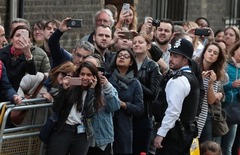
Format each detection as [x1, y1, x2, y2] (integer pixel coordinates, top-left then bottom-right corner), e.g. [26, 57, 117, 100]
[187, 0, 226, 32]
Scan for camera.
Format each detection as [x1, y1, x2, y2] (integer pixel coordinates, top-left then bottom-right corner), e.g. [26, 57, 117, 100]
[66, 19, 83, 28]
[152, 19, 160, 27]
[194, 28, 211, 36]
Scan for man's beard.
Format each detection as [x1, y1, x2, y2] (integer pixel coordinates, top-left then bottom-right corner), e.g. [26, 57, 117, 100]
[96, 42, 108, 51]
[156, 38, 170, 45]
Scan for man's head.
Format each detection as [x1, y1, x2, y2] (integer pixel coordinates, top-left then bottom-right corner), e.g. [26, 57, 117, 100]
[105, 4, 118, 25]
[0, 25, 8, 49]
[169, 38, 193, 70]
[155, 19, 174, 46]
[93, 25, 112, 53]
[10, 18, 30, 35]
[72, 41, 95, 68]
[43, 19, 60, 41]
[94, 9, 114, 28]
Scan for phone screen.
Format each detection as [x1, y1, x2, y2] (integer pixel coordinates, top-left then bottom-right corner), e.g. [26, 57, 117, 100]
[69, 77, 82, 85]
[21, 30, 29, 39]
[122, 3, 130, 15]
[194, 29, 211, 36]
[66, 19, 83, 28]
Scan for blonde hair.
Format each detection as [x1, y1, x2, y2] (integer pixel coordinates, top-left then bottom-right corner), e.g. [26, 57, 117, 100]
[183, 21, 200, 51]
[224, 26, 240, 43]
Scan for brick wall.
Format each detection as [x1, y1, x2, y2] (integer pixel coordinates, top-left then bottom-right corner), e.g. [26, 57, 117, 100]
[187, 0, 226, 32]
[0, 0, 227, 51]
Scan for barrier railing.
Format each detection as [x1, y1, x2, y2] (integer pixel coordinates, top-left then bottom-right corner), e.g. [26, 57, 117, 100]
[0, 98, 53, 155]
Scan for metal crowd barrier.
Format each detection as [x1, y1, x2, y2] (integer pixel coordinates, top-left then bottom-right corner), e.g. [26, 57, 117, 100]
[0, 98, 53, 155]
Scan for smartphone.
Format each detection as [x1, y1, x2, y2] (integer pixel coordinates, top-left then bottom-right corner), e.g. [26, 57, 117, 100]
[69, 77, 82, 85]
[122, 3, 130, 15]
[119, 31, 137, 39]
[66, 19, 83, 28]
[194, 28, 211, 36]
[97, 67, 105, 73]
[21, 30, 29, 39]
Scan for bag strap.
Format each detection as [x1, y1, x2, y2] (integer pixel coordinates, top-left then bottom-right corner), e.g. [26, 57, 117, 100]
[31, 73, 47, 98]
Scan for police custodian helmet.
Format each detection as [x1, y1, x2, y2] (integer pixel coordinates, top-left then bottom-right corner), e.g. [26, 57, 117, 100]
[169, 38, 194, 61]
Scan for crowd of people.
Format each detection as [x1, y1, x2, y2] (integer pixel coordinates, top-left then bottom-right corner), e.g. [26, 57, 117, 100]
[0, 3, 240, 155]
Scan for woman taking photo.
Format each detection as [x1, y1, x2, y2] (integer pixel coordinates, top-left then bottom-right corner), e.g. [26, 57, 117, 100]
[108, 49, 144, 155]
[197, 42, 226, 142]
[115, 5, 138, 31]
[0, 25, 36, 91]
[47, 61, 103, 155]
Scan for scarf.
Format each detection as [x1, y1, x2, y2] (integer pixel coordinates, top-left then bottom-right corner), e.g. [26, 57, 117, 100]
[112, 69, 134, 90]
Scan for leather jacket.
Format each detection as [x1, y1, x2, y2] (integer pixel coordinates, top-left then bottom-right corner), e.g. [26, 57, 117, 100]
[137, 57, 162, 117]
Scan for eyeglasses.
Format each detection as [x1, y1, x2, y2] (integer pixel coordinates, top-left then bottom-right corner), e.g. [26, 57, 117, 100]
[117, 53, 131, 59]
[60, 72, 72, 77]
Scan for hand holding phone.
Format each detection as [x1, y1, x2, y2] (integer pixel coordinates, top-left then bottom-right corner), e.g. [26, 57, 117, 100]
[122, 3, 130, 15]
[69, 77, 82, 85]
[66, 19, 83, 28]
[119, 31, 138, 39]
[194, 28, 211, 36]
[21, 30, 29, 39]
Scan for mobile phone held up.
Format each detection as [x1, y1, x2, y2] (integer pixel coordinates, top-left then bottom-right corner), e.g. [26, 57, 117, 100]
[119, 31, 138, 40]
[97, 67, 105, 73]
[194, 28, 211, 36]
[69, 77, 82, 86]
[122, 3, 130, 15]
[21, 30, 29, 39]
[66, 19, 83, 28]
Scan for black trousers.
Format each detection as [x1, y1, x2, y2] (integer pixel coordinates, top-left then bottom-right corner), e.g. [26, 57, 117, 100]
[155, 127, 194, 155]
[133, 117, 153, 155]
[87, 143, 111, 155]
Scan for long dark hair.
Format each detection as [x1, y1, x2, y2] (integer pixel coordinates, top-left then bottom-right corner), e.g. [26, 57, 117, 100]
[68, 61, 103, 112]
[198, 42, 226, 81]
[108, 48, 138, 77]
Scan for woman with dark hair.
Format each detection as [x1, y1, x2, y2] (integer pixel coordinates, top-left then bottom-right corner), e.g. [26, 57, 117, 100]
[47, 61, 103, 155]
[214, 29, 224, 42]
[0, 25, 36, 91]
[197, 42, 226, 142]
[108, 49, 144, 155]
[32, 19, 46, 47]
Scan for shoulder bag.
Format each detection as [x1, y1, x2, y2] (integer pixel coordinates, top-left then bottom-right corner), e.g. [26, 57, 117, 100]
[10, 74, 46, 125]
[209, 102, 229, 136]
[223, 103, 240, 124]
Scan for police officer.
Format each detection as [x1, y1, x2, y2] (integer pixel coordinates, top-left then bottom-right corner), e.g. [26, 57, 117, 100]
[154, 38, 200, 155]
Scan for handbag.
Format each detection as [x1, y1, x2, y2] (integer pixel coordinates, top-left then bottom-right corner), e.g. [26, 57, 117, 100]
[223, 104, 240, 124]
[209, 102, 229, 136]
[10, 74, 46, 125]
[38, 113, 58, 144]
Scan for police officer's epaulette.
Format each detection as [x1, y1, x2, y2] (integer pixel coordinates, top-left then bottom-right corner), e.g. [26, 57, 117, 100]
[172, 70, 183, 79]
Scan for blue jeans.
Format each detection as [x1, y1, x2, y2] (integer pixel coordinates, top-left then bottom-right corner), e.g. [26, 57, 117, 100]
[221, 124, 238, 155]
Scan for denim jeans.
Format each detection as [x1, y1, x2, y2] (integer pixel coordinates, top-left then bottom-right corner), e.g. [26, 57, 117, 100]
[221, 123, 238, 155]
